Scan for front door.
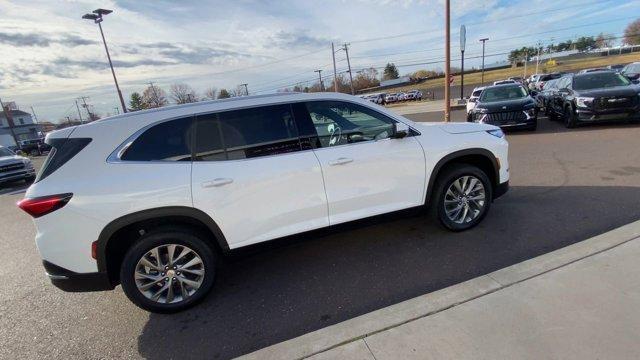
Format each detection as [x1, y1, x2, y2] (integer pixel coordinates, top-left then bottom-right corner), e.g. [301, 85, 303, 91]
[299, 100, 426, 225]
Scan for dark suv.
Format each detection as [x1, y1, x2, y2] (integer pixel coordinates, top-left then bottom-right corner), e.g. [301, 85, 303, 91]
[548, 71, 640, 128]
[468, 83, 538, 131]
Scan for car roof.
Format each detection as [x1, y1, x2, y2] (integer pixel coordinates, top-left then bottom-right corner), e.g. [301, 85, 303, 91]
[484, 83, 526, 89]
[96, 92, 364, 124]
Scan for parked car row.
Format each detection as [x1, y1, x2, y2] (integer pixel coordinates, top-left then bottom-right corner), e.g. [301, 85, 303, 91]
[468, 68, 640, 131]
[360, 90, 423, 105]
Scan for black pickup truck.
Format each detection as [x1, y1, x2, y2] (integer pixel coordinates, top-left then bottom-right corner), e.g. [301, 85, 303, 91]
[18, 138, 51, 156]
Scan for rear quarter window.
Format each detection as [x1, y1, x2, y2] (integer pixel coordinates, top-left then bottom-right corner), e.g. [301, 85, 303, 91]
[121, 117, 194, 161]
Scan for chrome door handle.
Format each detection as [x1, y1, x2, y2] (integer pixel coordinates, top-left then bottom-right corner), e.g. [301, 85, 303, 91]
[328, 157, 353, 166]
[201, 178, 233, 188]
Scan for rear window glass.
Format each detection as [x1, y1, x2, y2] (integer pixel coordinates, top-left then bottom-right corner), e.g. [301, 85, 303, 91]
[122, 117, 193, 161]
[217, 105, 299, 160]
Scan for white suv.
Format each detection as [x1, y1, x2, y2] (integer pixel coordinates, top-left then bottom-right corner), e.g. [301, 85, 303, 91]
[18, 92, 509, 312]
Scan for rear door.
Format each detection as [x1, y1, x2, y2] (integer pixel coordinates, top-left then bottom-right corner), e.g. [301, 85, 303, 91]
[191, 104, 328, 249]
[296, 100, 426, 225]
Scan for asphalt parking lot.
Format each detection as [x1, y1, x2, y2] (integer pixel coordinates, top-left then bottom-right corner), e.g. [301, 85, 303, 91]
[1, 113, 639, 359]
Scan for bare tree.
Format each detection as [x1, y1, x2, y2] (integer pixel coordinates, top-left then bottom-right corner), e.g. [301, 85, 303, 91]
[352, 68, 380, 91]
[595, 33, 614, 49]
[142, 84, 168, 108]
[170, 83, 198, 104]
[204, 87, 217, 100]
[624, 18, 640, 45]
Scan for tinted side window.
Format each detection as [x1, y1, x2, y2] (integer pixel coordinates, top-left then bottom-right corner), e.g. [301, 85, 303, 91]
[194, 113, 226, 161]
[305, 101, 396, 148]
[218, 104, 300, 160]
[122, 117, 193, 161]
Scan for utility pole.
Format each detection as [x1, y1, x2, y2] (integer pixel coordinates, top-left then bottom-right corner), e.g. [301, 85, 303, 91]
[479, 38, 489, 84]
[342, 43, 355, 95]
[78, 96, 92, 121]
[523, 49, 528, 78]
[30, 106, 39, 123]
[331, 42, 338, 92]
[444, 0, 451, 122]
[75, 99, 84, 123]
[240, 83, 249, 96]
[459, 25, 466, 100]
[0, 97, 20, 147]
[314, 70, 324, 91]
[535, 41, 542, 74]
[82, 9, 127, 113]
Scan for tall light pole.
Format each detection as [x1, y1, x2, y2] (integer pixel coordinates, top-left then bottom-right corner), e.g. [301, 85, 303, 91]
[444, 0, 451, 122]
[314, 70, 324, 91]
[82, 8, 127, 113]
[479, 38, 489, 84]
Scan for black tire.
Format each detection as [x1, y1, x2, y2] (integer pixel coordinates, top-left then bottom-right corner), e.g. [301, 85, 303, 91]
[466, 112, 473, 122]
[564, 106, 577, 128]
[429, 164, 493, 232]
[528, 118, 538, 131]
[120, 227, 216, 313]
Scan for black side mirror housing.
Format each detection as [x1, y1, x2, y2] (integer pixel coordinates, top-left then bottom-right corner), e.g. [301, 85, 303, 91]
[391, 122, 410, 139]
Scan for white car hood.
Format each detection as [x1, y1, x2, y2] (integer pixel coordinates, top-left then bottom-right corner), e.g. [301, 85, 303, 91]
[413, 122, 497, 134]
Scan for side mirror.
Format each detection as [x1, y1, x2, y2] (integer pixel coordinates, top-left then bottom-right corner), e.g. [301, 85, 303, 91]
[529, 90, 538, 97]
[469, 98, 477, 103]
[391, 122, 410, 139]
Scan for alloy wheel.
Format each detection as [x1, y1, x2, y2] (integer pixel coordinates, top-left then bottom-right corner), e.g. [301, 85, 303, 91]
[134, 244, 205, 304]
[444, 175, 486, 224]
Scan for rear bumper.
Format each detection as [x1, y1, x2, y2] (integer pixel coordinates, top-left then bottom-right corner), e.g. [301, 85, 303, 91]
[43, 260, 114, 292]
[494, 181, 509, 200]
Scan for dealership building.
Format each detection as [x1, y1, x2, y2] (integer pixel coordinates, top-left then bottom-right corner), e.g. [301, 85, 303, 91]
[0, 108, 42, 148]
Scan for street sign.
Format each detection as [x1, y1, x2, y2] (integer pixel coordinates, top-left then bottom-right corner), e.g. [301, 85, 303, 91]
[460, 25, 466, 52]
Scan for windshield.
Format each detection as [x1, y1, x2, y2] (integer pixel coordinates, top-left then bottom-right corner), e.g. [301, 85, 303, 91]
[573, 73, 631, 90]
[624, 64, 640, 73]
[0, 147, 15, 157]
[479, 86, 528, 102]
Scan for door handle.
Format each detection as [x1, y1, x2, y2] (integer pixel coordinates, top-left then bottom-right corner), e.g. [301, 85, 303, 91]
[328, 157, 353, 166]
[201, 178, 233, 188]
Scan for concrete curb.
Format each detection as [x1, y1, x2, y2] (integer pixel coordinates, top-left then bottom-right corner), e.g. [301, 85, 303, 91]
[237, 219, 640, 360]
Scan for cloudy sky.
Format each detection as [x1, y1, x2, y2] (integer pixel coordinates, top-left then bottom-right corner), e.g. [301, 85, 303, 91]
[1, 0, 638, 122]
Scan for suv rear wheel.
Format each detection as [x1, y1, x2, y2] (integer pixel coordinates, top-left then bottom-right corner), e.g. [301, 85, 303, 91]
[430, 164, 493, 231]
[120, 227, 216, 313]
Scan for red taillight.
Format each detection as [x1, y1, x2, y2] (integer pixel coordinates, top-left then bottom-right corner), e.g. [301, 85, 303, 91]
[17, 193, 73, 218]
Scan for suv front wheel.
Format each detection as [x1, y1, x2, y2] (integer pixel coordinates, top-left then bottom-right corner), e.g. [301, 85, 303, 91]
[120, 227, 216, 313]
[430, 164, 493, 231]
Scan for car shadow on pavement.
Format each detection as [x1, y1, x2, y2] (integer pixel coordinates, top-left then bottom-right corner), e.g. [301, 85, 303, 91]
[136, 185, 640, 360]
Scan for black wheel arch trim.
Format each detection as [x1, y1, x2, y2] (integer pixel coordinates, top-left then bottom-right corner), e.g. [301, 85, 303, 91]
[95, 206, 229, 273]
[425, 148, 501, 204]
